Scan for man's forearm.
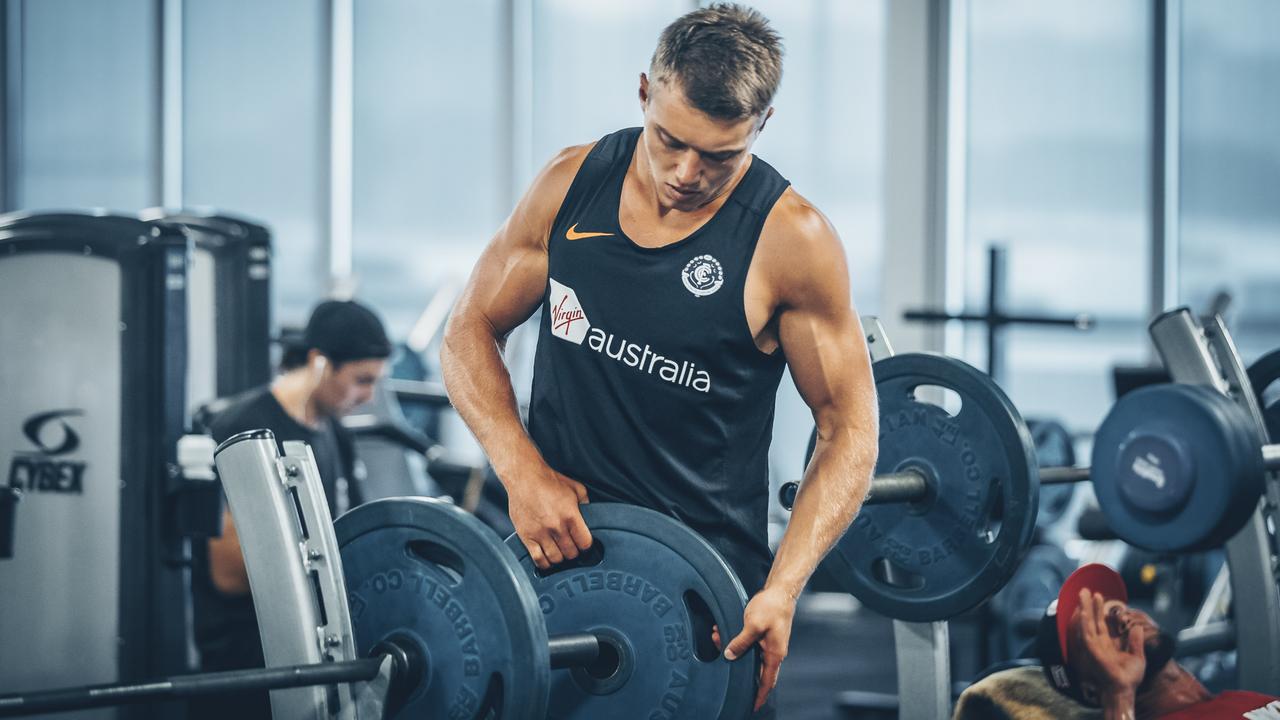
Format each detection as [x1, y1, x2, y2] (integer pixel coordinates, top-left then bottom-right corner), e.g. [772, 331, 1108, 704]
[440, 315, 542, 479]
[765, 433, 875, 598]
[1102, 691, 1136, 720]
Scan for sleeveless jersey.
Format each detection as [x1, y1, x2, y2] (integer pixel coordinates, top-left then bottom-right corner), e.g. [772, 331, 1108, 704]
[528, 127, 791, 594]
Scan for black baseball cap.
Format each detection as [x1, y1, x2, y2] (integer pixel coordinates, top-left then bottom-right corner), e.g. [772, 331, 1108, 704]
[302, 299, 392, 364]
[1036, 563, 1128, 706]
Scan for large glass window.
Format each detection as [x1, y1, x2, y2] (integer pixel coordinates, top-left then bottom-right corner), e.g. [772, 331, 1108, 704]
[1178, 0, 1280, 362]
[962, 0, 1153, 433]
[744, 0, 887, 480]
[530, 0, 689, 166]
[184, 0, 329, 327]
[352, 0, 506, 338]
[13, 0, 157, 212]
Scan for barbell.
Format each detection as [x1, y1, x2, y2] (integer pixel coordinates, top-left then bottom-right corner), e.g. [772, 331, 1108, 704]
[779, 352, 1279, 622]
[1, 431, 757, 719]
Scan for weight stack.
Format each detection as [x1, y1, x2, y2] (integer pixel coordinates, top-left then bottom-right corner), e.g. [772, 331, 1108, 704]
[0, 212, 192, 720]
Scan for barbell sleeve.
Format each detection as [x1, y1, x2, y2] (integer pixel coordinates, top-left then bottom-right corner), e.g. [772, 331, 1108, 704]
[548, 632, 603, 670]
[779, 463, 1096, 511]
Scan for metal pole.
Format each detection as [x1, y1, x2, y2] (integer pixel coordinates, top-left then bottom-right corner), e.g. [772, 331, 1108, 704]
[0, 658, 385, 717]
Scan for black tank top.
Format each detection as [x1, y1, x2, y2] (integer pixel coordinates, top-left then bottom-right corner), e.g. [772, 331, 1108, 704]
[528, 127, 790, 594]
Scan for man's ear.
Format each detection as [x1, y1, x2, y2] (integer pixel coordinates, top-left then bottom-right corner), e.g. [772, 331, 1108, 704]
[758, 106, 775, 134]
[639, 72, 650, 107]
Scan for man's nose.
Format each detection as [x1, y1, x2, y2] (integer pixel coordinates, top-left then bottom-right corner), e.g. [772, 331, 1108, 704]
[674, 151, 700, 186]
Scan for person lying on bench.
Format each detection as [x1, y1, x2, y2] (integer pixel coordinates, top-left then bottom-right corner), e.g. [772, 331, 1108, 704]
[959, 562, 1280, 720]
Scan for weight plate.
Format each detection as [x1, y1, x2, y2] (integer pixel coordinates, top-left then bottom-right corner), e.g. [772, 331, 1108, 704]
[1247, 348, 1280, 442]
[988, 544, 1075, 661]
[506, 503, 756, 720]
[1026, 418, 1078, 532]
[336, 497, 550, 720]
[824, 353, 1040, 622]
[1091, 384, 1264, 552]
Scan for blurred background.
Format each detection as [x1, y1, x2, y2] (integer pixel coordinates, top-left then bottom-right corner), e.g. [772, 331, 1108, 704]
[3, 1, 1280, 717]
[4, 0, 1277, 477]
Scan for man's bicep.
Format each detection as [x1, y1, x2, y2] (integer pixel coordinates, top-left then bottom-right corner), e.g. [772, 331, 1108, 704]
[450, 144, 590, 339]
[773, 219, 872, 429]
[454, 228, 549, 338]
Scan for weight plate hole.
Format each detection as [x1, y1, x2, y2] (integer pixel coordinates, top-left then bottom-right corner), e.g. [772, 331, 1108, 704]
[585, 637, 622, 680]
[977, 482, 1005, 545]
[405, 540, 465, 585]
[534, 540, 605, 579]
[871, 557, 924, 590]
[910, 384, 962, 418]
[476, 672, 504, 719]
[682, 590, 719, 662]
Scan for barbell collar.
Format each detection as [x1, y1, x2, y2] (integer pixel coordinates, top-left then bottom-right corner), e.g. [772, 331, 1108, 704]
[548, 632, 603, 670]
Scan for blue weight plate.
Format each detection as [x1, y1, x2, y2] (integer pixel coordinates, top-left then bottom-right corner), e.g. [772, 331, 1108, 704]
[826, 353, 1039, 622]
[1091, 384, 1263, 552]
[1027, 418, 1078, 532]
[506, 503, 756, 720]
[336, 497, 550, 720]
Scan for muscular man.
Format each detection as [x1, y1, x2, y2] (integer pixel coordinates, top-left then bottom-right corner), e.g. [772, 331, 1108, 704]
[1038, 563, 1278, 720]
[441, 4, 878, 713]
[191, 299, 391, 720]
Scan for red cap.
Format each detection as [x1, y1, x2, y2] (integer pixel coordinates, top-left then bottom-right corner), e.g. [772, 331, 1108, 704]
[1055, 563, 1128, 663]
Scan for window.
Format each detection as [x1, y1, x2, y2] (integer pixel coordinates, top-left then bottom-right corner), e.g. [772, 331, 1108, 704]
[11, 0, 157, 211]
[1178, 0, 1280, 362]
[352, 0, 506, 338]
[961, 0, 1153, 432]
[184, 0, 329, 327]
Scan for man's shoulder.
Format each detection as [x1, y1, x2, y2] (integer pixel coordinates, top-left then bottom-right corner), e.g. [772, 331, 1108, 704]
[204, 386, 283, 444]
[758, 187, 846, 282]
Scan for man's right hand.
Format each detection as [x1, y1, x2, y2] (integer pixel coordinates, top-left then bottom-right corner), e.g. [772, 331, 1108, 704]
[506, 466, 593, 570]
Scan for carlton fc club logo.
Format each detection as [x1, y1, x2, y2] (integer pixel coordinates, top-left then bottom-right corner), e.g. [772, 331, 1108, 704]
[681, 254, 724, 297]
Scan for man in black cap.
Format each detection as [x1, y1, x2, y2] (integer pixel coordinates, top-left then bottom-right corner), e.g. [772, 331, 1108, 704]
[955, 563, 1280, 719]
[190, 298, 392, 720]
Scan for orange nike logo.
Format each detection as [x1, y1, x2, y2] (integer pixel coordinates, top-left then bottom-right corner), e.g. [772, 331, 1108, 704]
[565, 223, 614, 240]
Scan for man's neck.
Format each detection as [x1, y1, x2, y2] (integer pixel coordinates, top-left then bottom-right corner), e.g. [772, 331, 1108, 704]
[271, 370, 324, 430]
[1136, 662, 1212, 720]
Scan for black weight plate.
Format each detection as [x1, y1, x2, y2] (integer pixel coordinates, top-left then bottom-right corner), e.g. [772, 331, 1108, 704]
[988, 544, 1075, 661]
[1247, 348, 1280, 442]
[825, 353, 1040, 622]
[336, 497, 550, 720]
[506, 503, 756, 720]
[1026, 418, 1078, 532]
[1091, 384, 1264, 552]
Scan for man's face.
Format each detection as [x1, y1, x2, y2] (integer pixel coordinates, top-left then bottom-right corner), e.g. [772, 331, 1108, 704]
[314, 357, 386, 417]
[638, 74, 769, 212]
[1067, 599, 1178, 689]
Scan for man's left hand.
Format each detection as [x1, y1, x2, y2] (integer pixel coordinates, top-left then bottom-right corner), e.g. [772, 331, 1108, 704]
[723, 586, 797, 711]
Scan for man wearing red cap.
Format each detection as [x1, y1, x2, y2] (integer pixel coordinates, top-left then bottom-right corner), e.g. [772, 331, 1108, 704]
[972, 563, 1280, 719]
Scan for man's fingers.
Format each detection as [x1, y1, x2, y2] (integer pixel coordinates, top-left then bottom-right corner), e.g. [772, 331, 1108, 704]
[755, 652, 782, 711]
[1127, 625, 1145, 659]
[566, 516, 594, 553]
[572, 480, 590, 504]
[525, 538, 550, 571]
[550, 527, 580, 562]
[711, 625, 722, 652]
[724, 626, 760, 662]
